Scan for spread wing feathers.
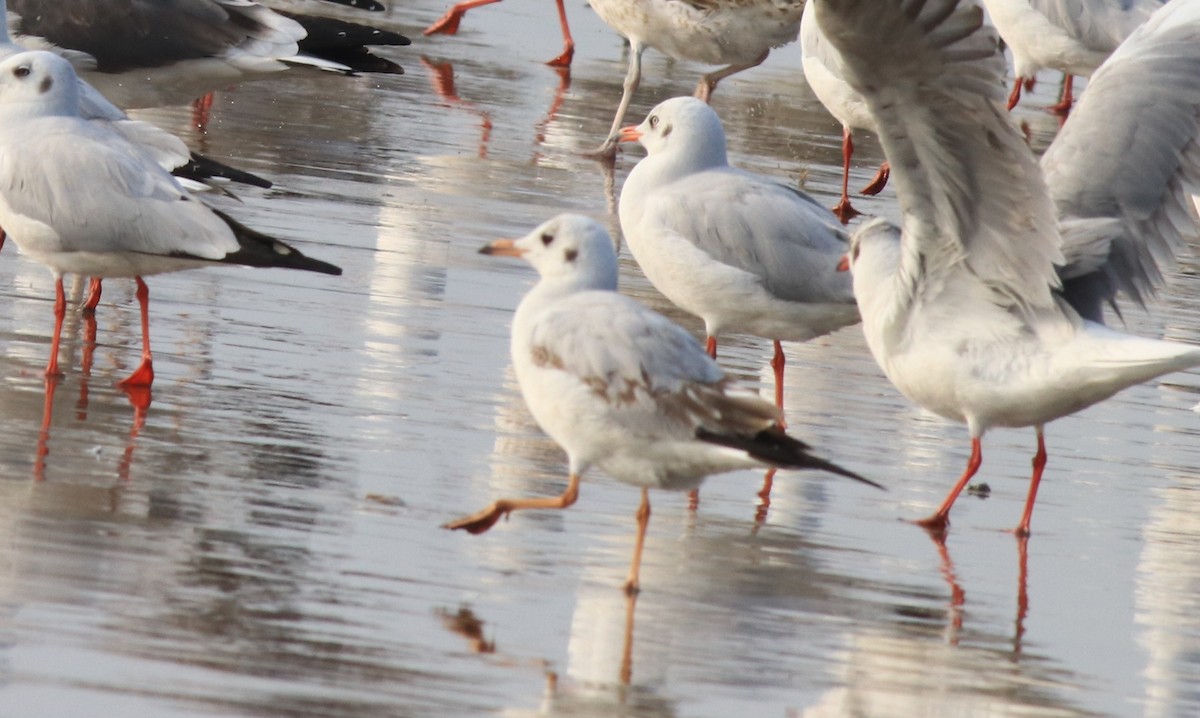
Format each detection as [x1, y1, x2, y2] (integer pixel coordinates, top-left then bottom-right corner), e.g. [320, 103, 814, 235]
[644, 169, 854, 303]
[1047, 0, 1200, 321]
[815, 0, 1063, 315]
[0, 116, 237, 258]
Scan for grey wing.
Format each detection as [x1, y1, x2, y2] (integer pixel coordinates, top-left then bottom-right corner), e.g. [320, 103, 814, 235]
[648, 169, 855, 304]
[1028, 0, 1164, 51]
[7, 0, 303, 72]
[528, 293, 724, 397]
[1047, 0, 1200, 320]
[0, 117, 236, 258]
[815, 0, 1063, 313]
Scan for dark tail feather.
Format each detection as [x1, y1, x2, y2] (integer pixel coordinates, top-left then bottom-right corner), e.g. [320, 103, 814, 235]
[287, 13, 410, 74]
[696, 427, 882, 489]
[175, 152, 273, 189]
[214, 209, 343, 276]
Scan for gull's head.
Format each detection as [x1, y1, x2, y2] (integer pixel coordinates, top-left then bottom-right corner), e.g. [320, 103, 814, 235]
[620, 96, 727, 168]
[841, 216, 904, 308]
[480, 214, 618, 291]
[0, 51, 80, 118]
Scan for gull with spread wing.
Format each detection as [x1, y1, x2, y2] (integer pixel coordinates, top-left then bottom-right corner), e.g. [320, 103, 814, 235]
[444, 214, 878, 594]
[817, 0, 1200, 536]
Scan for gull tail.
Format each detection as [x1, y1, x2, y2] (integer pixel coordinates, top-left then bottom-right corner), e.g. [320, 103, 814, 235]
[176, 152, 273, 189]
[215, 209, 343, 276]
[284, 14, 410, 74]
[695, 427, 882, 489]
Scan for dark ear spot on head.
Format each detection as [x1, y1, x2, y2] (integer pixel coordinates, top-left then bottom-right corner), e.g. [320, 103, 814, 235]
[661, 123, 672, 138]
[38, 76, 52, 94]
[564, 248, 578, 262]
[541, 232, 554, 246]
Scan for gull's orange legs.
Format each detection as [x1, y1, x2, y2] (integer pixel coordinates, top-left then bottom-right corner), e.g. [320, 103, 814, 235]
[915, 436, 983, 537]
[1013, 428, 1047, 537]
[444, 471, 581, 533]
[45, 277, 67, 379]
[117, 277, 154, 388]
[625, 488, 651, 595]
[545, 0, 574, 67]
[82, 278, 103, 313]
[832, 128, 860, 225]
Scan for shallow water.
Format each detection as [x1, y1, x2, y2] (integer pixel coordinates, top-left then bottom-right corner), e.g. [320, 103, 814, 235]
[2, 2, 1200, 716]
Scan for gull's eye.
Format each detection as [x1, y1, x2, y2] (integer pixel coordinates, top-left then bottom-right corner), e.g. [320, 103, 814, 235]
[648, 115, 659, 129]
[541, 232, 554, 246]
[13, 65, 30, 78]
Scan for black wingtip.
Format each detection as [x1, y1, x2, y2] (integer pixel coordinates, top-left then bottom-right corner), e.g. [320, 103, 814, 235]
[696, 427, 883, 490]
[177, 152, 273, 189]
[213, 209, 343, 276]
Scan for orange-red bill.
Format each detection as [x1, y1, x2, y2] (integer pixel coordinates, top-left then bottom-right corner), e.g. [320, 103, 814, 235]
[617, 126, 642, 143]
[836, 254, 850, 272]
[479, 238, 525, 257]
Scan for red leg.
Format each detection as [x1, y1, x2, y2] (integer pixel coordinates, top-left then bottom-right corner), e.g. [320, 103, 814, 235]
[545, 0, 574, 67]
[45, 277, 66, 378]
[424, 0, 504, 36]
[705, 335, 717, 359]
[859, 161, 890, 196]
[118, 277, 154, 388]
[1047, 74, 1074, 121]
[832, 127, 859, 225]
[914, 436, 983, 536]
[82, 277, 103, 313]
[624, 488, 651, 595]
[1006, 76, 1024, 111]
[1013, 428, 1046, 537]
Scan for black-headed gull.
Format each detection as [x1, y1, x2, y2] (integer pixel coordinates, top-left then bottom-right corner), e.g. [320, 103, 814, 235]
[586, 0, 804, 158]
[799, 0, 889, 224]
[818, 0, 1200, 536]
[7, 0, 409, 109]
[443, 214, 878, 594]
[618, 96, 859, 412]
[981, 0, 1166, 113]
[0, 51, 342, 387]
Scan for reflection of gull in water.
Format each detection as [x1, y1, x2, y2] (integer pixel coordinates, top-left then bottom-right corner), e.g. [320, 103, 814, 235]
[444, 215, 875, 593]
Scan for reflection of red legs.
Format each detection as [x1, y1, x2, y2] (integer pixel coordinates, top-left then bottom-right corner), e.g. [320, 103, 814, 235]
[76, 311, 99, 419]
[34, 375, 60, 482]
[82, 277, 103, 314]
[625, 488, 651, 595]
[754, 468, 777, 525]
[46, 276, 67, 379]
[1013, 428, 1047, 537]
[117, 277, 154, 388]
[1013, 534, 1030, 659]
[913, 436, 983, 538]
[533, 67, 571, 146]
[118, 385, 151, 482]
[619, 587, 638, 684]
[928, 531, 965, 644]
[832, 128, 860, 225]
[421, 56, 493, 158]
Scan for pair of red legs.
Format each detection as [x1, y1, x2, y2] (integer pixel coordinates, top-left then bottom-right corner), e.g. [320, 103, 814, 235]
[45, 276, 154, 388]
[425, 0, 575, 67]
[1006, 74, 1074, 122]
[444, 475, 653, 595]
[914, 429, 1048, 538]
[831, 129, 891, 225]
